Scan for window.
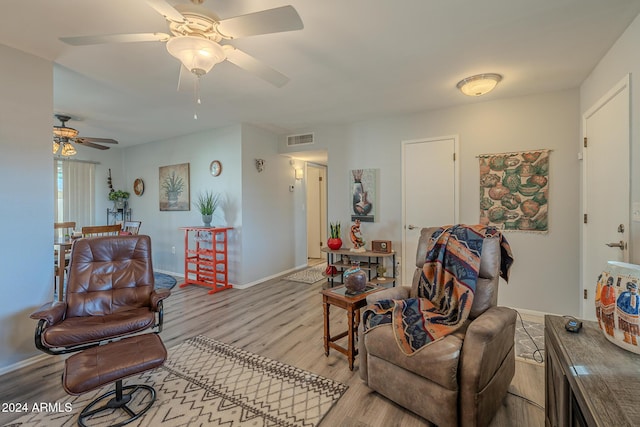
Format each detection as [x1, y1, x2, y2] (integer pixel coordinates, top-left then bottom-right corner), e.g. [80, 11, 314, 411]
[54, 159, 96, 229]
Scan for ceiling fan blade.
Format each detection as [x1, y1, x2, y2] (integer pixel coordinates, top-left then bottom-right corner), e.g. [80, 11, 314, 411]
[224, 47, 289, 87]
[218, 5, 303, 39]
[77, 137, 118, 144]
[145, 0, 187, 23]
[60, 33, 171, 46]
[74, 140, 110, 150]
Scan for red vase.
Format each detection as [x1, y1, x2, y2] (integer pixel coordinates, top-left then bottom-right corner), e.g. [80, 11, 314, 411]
[327, 238, 342, 250]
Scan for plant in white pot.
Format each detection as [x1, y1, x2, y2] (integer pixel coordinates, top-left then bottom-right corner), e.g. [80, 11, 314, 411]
[194, 191, 221, 227]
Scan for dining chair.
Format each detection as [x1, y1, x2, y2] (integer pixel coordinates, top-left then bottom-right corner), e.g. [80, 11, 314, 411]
[54, 222, 76, 295]
[54, 221, 77, 241]
[81, 224, 122, 237]
[121, 220, 142, 235]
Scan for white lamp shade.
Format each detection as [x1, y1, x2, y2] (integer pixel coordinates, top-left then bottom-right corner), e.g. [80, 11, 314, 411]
[166, 36, 226, 76]
[457, 73, 502, 96]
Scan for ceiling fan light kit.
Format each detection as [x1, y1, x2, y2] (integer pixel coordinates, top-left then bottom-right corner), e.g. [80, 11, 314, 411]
[61, 142, 77, 156]
[59, 0, 304, 91]
[457, 73, 502, 96]
[166, 36, 226, 76]
[53, 125, 79, 139]
[52, 114, 118, 156]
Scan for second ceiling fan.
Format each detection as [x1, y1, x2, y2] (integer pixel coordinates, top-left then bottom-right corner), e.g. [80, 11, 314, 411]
[53, 114, 118, 156]
[60, 0, 304, 88]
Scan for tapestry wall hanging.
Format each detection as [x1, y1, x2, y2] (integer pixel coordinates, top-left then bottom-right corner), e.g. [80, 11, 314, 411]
[479, 149, 549, 233]
[351, 169, 376, 222]
[159, 163, 190, 211]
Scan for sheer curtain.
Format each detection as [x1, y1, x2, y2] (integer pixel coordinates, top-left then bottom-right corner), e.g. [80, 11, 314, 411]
[54, 159, 96, 230]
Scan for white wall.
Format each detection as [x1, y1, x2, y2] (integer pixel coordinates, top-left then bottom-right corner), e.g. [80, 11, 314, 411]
[0, 45, 53, 370]
[239, 124, 305, 285]
[285, 89, 581, 316]
[580, 13, 640, 264]
[120, 123, 303, 287]
[122, 125, 243, 278]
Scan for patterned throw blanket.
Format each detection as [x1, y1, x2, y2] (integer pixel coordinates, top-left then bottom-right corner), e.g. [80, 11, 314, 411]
[363, 224, 513, 355]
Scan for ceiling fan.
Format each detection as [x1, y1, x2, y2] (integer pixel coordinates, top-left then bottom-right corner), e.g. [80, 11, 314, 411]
[53, 114, 118, 156]
[59, 0, 304, 88]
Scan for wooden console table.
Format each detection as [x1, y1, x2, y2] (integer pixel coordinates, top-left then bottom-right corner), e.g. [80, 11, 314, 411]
[545, 315, 640, 426]
[321, 247, 396, 287]
[179, 226, 233, 294]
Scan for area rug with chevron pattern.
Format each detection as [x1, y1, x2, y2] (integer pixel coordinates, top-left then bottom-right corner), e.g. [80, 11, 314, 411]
[8, 335, 348, 427]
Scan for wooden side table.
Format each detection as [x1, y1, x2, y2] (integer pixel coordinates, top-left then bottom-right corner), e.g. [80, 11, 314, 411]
[321, 285, 383, 370]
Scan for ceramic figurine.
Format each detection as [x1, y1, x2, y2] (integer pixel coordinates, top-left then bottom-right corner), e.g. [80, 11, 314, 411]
[349, 219, 366, 252]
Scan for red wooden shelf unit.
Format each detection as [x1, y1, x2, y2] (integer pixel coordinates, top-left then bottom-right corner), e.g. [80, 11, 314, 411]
[179, 226, 233, 294]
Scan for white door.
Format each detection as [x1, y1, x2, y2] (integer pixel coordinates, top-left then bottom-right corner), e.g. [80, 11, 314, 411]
[306, 164, 327, 259]
[402, 136, 458, 285]
[582, 75, 630, 320]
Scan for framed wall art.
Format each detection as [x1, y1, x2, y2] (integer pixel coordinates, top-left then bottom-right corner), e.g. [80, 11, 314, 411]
[479, 149, 549, 233]
[350, 168, 377, 223]
[159, 163, 190, 211]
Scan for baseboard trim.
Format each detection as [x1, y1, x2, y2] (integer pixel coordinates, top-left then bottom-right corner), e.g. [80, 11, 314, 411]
[233, 264, 308, 289]
[154, 269, 184, 278]
[0, 353, 50, 376]
[511, 307, 563, 323]
[155, 265, 312, 290]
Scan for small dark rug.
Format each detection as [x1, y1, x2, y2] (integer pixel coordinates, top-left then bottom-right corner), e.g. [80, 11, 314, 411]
[285, 263, 327, 284]
[154, 272, 177, 290]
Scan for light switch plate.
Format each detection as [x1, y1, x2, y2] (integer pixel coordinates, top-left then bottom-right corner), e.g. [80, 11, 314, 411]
[633, 202, 640, 222]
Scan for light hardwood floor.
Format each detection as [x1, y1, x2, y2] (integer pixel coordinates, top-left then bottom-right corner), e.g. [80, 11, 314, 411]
[0, 269, 545, 426]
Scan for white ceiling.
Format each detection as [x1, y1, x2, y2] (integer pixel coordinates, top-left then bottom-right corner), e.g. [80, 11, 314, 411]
[2, 0, 640, 149]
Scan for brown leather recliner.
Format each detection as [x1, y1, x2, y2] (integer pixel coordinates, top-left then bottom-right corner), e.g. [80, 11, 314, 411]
[359, 227, 516, 427]
[31, 234, 170, 355]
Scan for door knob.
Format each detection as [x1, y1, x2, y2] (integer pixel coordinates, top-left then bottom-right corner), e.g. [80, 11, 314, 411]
[606, 241, 626, 250]
[407, 224, 418, 230]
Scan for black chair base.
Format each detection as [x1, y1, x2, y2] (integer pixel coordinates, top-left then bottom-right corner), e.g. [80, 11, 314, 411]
[78, 380, 156, 427]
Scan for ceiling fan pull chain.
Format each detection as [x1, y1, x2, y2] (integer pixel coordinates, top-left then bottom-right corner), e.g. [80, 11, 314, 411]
[193, 74, 202, 120]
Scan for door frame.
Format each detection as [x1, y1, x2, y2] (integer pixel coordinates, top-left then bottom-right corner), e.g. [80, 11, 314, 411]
[581, 74, 630, 317]
[306, 162, 327, 259]
[401, 135, 460, 284]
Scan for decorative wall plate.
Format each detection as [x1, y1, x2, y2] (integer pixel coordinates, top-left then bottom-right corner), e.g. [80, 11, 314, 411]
[210, 160, 222, 177]
[133, 178, 144, 196]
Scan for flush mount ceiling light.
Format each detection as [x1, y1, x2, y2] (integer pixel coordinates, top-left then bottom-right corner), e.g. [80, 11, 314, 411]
[456, 73, 502, 96]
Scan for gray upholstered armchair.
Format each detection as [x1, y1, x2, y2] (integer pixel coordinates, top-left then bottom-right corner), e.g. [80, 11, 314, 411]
[359, 227, 516, 427]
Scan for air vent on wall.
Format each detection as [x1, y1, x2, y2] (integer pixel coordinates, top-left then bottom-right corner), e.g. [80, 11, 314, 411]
[287, 133, 314, 146]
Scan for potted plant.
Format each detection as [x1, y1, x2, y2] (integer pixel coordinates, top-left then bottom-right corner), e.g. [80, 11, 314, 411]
[108, 189, 130, 210]
[161, 171, 185, 207]
[194, 191, 221, 227]
[327, 222, 342, 250]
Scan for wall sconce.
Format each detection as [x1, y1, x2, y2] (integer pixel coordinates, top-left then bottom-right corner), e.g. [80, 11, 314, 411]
[295, 168, 304, 180]
[456, 73, 502, 96]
